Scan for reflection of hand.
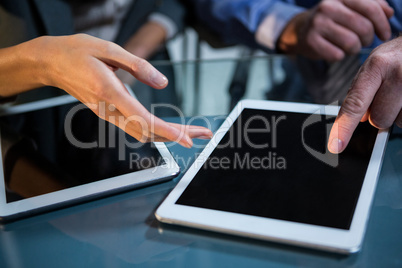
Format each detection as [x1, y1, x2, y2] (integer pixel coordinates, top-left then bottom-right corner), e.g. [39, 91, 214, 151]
[0, 34, 212, 147]
[278, 0, 394, 62]
[328, 36, 402, 154]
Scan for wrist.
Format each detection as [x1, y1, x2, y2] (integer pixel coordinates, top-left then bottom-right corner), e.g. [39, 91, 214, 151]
[0, 36, 53, 97]
[19, 36, 55, 88]
[256, 3, 306, 51]
[276, 12, 307, 54]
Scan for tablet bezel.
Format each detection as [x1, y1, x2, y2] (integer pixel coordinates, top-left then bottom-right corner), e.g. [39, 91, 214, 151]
[0, 94, 180, 222]
[155, 99, 389, 254]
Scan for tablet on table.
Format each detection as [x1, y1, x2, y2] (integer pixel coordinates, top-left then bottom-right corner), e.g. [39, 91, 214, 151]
[156, 99, 389, 254]
[0, 95, 179, 222]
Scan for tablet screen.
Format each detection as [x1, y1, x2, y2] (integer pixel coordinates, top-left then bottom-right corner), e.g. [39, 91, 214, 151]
[1, 102, 164, 203]
[176, 108, 377, 230]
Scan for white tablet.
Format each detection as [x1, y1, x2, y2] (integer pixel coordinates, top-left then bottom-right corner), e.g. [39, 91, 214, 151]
[0, 95, 179, 222]
[156, 99, 390, 254]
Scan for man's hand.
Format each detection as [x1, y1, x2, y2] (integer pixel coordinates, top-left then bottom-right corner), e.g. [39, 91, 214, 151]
[278, 0, 394, 62]
[0, 34, 212, 148]
[328, 36, 402, 154]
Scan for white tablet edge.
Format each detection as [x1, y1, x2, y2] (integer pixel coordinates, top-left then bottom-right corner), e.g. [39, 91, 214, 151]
[0, 94, 180, 221]
[155, 99, 389, 254]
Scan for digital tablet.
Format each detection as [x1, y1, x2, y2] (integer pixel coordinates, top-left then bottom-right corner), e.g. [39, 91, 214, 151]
[0, 94, 179, 222]
[156, 99, 390, 254]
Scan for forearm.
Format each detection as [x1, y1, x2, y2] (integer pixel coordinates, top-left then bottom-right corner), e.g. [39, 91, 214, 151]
[0, 37, 47, 97]
[123, 21, 167, 60]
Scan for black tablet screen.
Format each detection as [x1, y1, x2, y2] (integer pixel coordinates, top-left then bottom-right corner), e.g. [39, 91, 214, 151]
[176, 108, 378, 230]
[1, 102, 164, 203]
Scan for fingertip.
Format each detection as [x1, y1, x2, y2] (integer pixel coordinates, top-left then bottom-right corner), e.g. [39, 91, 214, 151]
[328, 138, 344, 154]
[384, 4, 395, 19]
[328, 114, 357, 154]
[377, 0, 394, 17]
[182, 135, 193, 148]
[173, 125, 193, 148]
[150, 70, 168, 89]
[328, 120, 345, 154]
[327, 49, 345, 63]
[205, 129, 214, 139]
[380, 30, 392, 41]
[193, 132, 213, 140]
[196, 135, 213, 140]
[386, 7, 394, 18]
[192, 128, 214, 140]
[184, 125, 214, 140]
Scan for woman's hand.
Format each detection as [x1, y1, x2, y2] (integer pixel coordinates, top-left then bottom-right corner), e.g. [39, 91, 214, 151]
[0, 34, 212, 147]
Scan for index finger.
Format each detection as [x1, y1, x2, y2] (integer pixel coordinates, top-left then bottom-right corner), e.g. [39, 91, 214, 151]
[112, 91, 197, 147]
[94, 41, 168, 89]
[343, 0, 393, 41]
[327, 64, 383, 153]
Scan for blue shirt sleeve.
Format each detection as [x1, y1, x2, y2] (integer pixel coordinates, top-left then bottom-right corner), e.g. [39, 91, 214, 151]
[255, 2, 305, 50]
[192, 0, 304, 49]
[192, 0, 402, 51]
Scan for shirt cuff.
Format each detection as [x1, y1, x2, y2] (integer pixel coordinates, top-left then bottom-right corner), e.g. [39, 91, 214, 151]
[256, 2, 306, 50]
[148, 13, 177, 40]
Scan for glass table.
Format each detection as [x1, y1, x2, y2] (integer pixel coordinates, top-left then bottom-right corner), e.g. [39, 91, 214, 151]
[0, 55, 401, 267]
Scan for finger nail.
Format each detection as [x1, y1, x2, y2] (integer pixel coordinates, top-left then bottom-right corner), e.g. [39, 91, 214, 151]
[151, 70, 168, 87]
[195, 135, 213, 140]
[182, 135, 193, 148]
[195, 130, 213, 139]
[206, 131, 213, 138]
[329, 138, 343, 154]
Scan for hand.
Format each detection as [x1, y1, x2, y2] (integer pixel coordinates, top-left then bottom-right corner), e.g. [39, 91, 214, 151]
[278, 0, 394, 62]
[0, 34, 212, 147]
[328, 36, 402, 154]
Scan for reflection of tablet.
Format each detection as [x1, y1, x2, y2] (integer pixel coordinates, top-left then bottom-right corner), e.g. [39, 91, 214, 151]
[156, 100, 389, 254]
[0, 95, 179, 222]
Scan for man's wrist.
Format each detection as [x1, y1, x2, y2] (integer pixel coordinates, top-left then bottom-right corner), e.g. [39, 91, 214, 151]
[255, 2, 305, 51]
[276, 12, 308, 54]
